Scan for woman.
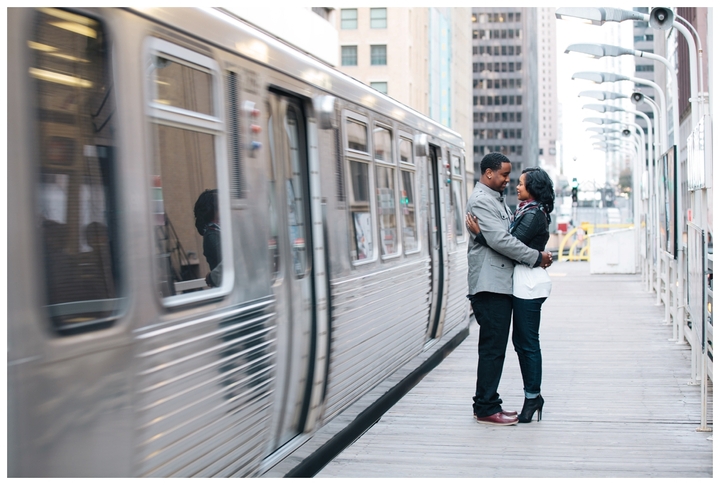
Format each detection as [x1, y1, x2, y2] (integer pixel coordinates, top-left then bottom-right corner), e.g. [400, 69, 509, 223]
[194, 188, 222, 287]
[466, 167, 554, 423]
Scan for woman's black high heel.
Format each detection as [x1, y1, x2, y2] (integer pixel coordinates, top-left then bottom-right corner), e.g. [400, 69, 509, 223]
[518, 395, 544, 423]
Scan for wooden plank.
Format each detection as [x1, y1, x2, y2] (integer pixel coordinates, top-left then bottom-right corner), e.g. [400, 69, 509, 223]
[317, 261, 713, 478]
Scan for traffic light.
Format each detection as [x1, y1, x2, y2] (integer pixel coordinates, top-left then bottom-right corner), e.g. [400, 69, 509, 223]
[571, 178, 579, 203]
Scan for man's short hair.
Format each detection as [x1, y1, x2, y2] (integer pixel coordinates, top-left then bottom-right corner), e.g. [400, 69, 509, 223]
[480, 152, 510, 176]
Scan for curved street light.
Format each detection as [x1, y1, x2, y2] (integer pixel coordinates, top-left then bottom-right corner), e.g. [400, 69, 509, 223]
[586, 126, 625, 135]
[555, 7, 646, 25]
[557, 6, 700, 128]
[583, 117, 623, 126]
[567, 43, 679, 149]
[573, 71, 668, 151]
[578, 90, 628, 102]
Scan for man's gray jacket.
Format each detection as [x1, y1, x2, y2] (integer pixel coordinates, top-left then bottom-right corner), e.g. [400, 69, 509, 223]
[466, 181, 541, 296]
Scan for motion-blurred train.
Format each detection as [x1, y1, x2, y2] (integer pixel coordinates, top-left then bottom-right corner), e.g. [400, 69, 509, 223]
[7, 7, 471, 477]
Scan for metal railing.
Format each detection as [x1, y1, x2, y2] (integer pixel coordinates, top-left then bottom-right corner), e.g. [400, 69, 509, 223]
[687, 222, 712, 431]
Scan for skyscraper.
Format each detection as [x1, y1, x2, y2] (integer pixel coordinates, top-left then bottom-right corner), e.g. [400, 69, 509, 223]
[471, 8, 538, 208]
[537, 7, 558, 175]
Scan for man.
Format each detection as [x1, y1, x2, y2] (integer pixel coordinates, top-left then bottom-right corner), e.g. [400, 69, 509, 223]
[466, 152, 552, 425]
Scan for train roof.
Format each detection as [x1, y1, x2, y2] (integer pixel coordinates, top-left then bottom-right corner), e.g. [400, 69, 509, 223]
[130, 7, 465, 150]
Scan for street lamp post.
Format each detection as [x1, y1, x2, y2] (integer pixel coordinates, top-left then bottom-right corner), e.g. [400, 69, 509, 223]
[630, 92, 661, 158]
[592, 137, 643, 274]
[584, 111, 656, 288]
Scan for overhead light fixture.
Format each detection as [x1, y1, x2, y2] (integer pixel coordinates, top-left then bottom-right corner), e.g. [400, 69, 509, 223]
[29, 67, 92, 88]
[555, 7, 646, 26]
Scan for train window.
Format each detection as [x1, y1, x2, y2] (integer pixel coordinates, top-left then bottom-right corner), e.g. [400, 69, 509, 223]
[153, 57, 213, 116]
[349, 160, 373, 261]
[344, 113, 375, 263]
[31, 8, 122, 334]
[373, 125, 392, 162]
[374, 125, 398, 258]
[147, 38, 229, 305]
[266, 110, 280, 281]
[400, 170, 419, 253]
[452, 154, 462, 176]
[376, 165, 398, 257]
[450, 154, 465, 239]
[284, 105, 309, 278]
[346, 118, 368, 153]
[399, 138, 413, 165]
[398, 134, 418, 254]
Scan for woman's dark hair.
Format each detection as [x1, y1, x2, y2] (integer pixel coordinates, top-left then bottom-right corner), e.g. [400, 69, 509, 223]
[522, 167, 554, 214]
[194, 189, 218, 235]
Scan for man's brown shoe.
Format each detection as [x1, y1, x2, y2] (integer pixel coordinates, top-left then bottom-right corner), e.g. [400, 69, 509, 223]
[475, 411, 518, 425]
[473, 409, 517, 418]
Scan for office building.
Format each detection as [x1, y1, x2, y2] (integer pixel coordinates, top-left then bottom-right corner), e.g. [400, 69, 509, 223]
[471, 8, 538, 208]
[335, 7, 473, 178]
[537, 7, 558, 175]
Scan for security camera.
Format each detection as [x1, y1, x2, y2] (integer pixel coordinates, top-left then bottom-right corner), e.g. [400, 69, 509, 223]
[649, 7, 674, 31]
[630, 92, 644, 104]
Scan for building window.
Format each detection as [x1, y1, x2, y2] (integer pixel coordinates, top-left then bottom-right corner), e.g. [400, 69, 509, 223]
[341, 45, 357, 66]
[370, 8, 387, 28]
[371, 45, 387, 65]
[341, 8, 358, 29]
[370, 81, 387, 94]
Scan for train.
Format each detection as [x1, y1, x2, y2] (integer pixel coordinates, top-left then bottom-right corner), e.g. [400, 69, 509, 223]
[7, 7, 471, 477]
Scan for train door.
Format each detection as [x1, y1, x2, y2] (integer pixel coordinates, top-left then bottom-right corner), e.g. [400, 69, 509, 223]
[265, 91, 316, 452]
[426, 144, 448, 339]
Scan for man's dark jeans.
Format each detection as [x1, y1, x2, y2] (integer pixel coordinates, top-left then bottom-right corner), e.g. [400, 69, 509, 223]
[469, 291, 513, 418]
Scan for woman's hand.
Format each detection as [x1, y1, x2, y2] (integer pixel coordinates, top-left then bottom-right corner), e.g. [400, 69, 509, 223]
[465, 212, 480, 236]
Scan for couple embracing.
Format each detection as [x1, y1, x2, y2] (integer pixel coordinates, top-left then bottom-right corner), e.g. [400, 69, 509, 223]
[466, 152, 555, 426]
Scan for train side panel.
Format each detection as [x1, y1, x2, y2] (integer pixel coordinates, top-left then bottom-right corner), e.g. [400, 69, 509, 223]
[7, 7, 471, 477]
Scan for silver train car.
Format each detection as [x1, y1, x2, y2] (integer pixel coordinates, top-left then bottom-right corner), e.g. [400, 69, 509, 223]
[7, 7, 471, 477]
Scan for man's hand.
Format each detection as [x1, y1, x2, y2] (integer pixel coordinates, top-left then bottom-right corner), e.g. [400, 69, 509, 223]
[540, 251, 552, 269]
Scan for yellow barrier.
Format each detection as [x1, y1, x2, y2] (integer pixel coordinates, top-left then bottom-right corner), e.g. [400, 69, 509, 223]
[558, 223, 633, 262]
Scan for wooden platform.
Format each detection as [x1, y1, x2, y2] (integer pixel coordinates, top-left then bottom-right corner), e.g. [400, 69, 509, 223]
[317, 261, 713, 478]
